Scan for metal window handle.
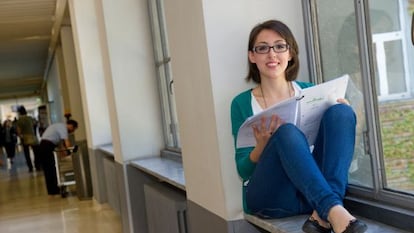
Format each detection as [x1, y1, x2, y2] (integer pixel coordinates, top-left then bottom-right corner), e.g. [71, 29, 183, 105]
[169, 80, 174, 95]
[412, 12, 414, 45]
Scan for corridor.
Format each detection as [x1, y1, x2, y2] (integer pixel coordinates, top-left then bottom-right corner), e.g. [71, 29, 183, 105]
[0, 148, 122, 233]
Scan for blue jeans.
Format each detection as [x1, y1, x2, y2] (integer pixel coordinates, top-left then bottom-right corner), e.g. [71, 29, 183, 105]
[246, 104, 356, 221]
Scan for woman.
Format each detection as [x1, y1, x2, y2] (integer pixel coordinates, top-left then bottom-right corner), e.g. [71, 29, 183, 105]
[2, 119, 17, 165]
[230, 20, 367, 233]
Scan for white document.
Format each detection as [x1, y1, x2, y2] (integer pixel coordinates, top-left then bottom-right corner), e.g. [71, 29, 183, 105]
[236, 74, 349, 148]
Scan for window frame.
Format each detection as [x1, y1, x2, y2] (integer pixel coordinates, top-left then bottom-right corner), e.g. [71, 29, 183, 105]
[302, 0, 414, 229]
[147, 0, 181, 152]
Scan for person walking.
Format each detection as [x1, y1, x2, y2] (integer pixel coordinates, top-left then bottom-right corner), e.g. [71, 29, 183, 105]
[0, 121, 4, 167]
[39, 120, 78, 196]
[2, 119, 18, 166]
[16, 106, 41, 172]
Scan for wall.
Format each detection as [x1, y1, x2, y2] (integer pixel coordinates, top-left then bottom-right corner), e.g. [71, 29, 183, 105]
[68, 0, 112, 148]
[46, 57, 64, 124]
[0, 97, 40, 121]
[93, 0, 164, 231]
[67, 0, 310, 231]
[164, 0, 309, 222]
[95, 0, 163, 163]
[60, 26, 87, 141]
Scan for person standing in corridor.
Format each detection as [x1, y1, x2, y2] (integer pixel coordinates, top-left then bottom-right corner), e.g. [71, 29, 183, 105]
[2, 119, 17, 166]
[39, 120, 78, 196]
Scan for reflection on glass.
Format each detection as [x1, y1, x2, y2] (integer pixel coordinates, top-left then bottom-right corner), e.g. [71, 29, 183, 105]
[385, 41, 406, 94]
[370, 0, 414, 195]
[316, 0, 373, 187]
[148, 0, 181, 149]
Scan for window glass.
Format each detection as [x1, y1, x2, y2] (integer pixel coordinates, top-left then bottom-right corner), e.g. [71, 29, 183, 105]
[314, 0, 373, 187]
[309, 0, 414, 199]
[370, 0, 414, 194]
[148, 0, 181, 150]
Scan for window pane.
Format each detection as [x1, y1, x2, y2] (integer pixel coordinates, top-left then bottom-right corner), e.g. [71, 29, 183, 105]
[370, 0, 414, 195]
[385, 40, 406, 94]
[315, 0, 374, 187]
[373, 40, 408, 97]
[148, 0, 181, 149]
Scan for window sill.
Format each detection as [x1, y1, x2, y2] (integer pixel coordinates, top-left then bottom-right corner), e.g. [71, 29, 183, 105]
[243, 195, 412, 232]
[244, 212, 409, 233]
[344, 196, 414, 232]
[126, 149, 412, 232]
[129, 155, 185, 191]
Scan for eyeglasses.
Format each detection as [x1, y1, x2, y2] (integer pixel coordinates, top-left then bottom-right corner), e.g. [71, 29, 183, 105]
[252, 44, 290, 54]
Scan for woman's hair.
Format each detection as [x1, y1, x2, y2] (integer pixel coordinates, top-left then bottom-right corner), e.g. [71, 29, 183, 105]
[246, 19, 300, 83]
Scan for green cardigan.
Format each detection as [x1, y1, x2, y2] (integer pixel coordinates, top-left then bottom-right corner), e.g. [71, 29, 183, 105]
[230, 81, 314, 213]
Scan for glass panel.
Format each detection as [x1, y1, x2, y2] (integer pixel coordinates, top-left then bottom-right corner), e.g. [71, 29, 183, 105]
[370, 5, 399, 33]
[370, 0, 414, 194]
[370, 4, 409, 100]
[315, 0, 374, 187]
[385, 40, 406, 94]
[373, 40, 407, 97]
[148, 0, 181, 149]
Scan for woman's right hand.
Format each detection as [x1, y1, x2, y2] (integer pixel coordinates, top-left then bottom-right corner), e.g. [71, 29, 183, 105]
[250, 114, 284, 162]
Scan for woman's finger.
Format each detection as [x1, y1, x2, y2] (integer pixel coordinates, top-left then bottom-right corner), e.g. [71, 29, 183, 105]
[337, 98, 350, 105]
[268, 114, 277, 134]
[260, 116, 267, 131]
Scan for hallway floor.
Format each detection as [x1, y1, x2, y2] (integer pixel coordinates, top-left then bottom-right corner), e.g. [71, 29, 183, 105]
[0, 148, 122, 233]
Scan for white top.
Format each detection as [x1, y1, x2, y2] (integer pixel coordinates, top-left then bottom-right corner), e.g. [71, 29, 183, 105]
[251, 82, 301, 115]
[41, 123, 68, 145]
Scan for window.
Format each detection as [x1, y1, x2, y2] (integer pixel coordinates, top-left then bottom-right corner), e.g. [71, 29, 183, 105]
[148, 0, 181, 151]
[303, 0, 414, 212]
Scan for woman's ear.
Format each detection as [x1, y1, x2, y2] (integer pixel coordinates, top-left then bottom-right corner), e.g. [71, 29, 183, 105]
[248, 51, 256, 63]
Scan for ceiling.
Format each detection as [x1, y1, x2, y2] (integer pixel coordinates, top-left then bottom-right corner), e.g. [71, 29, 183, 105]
[0, 0, 66, 100]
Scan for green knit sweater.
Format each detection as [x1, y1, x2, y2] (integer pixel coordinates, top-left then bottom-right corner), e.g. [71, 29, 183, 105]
[230, 81, 314, 213]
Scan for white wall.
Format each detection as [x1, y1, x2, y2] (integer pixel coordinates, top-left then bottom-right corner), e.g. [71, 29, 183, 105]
[204, 0, 310, 220]
[164, 0, 309, 220]
[95, 0, 163, 162]
[60, 26, 87, 141]
[69, 0, 310, 224]
[0, 97, 40, 121]
[68, 0, 112, 148]
[46, 57, 65, 124]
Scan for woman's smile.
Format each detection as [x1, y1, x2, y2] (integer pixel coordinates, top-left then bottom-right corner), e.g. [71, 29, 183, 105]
[266, 61, 279, 68]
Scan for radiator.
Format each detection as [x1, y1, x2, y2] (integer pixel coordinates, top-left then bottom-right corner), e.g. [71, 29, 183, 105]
[144, 183, 187, 233]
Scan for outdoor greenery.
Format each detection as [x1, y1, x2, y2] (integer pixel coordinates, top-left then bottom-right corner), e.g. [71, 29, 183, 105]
[381, 107, 414, 158]
[380, 102, 414, 191]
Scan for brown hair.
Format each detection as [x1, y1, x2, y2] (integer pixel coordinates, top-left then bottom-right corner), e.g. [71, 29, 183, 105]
[246, 20, 299, 83]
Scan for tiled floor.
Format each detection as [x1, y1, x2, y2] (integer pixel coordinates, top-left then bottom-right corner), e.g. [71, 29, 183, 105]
[0, 148, 122, 233]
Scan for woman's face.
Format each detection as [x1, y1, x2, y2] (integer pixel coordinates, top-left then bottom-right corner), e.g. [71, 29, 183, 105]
[248, 29, 291, 82]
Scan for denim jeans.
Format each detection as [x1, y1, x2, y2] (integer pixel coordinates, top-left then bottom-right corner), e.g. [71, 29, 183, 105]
[246, 104, 356, 221]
